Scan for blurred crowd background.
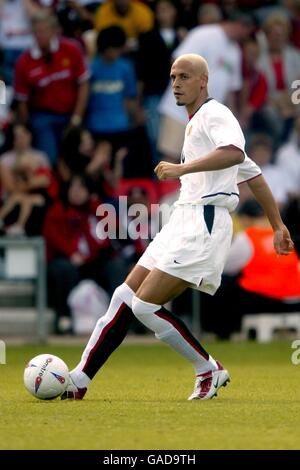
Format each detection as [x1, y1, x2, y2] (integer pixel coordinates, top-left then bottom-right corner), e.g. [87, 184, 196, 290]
[1, 0, 300, 338]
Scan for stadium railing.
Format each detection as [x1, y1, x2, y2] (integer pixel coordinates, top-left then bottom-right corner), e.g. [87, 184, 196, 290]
[0, 236, 49, 342]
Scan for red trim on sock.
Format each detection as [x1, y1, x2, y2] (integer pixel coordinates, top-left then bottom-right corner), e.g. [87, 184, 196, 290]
[155, 309, 209, 360]
[83, 302, 126, 372]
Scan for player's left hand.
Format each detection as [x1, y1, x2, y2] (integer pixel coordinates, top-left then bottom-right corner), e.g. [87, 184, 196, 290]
[273, 225, 294, 255]
[154, 161, 183, 180]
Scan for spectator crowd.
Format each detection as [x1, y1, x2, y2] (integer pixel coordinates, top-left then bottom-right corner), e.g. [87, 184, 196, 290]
[1, 0, 300, 337]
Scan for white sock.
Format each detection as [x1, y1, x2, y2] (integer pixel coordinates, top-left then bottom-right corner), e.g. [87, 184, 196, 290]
[70, 369, 91, 389]
[195, 355, 218, 375]
[132, 296, 217, 375]
[70, 283, 134, 388]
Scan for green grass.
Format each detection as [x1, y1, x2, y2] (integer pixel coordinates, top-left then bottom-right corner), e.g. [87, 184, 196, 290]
[0, 341, 299, 450]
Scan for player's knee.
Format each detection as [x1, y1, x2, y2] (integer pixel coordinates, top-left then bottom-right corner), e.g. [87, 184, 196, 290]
[132, 296, 170, 335]
[113, 283, 135, 308]
[132, 296, 146, 320]
[113, 284, 126, 300]
[131, 295, 159, 321]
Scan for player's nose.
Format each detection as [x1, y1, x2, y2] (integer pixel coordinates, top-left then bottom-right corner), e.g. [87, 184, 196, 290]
[173, 84, 181, 92]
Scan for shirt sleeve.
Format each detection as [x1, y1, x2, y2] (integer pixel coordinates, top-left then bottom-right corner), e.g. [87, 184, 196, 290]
[202, 105, 246, 152]
[237, 154, 262, 184]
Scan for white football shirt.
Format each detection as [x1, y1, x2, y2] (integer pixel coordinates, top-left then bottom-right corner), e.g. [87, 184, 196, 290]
[176, 98, 261, 211]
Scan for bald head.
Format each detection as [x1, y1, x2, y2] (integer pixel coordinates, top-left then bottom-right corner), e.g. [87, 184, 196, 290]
[170, 53, 209, 113]
[173, 54, 209, 78]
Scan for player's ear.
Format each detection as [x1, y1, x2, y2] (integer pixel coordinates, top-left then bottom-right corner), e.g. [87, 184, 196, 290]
[200, 74, 208, 88]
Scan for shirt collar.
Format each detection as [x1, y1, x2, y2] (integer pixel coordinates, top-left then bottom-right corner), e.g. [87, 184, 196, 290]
[188, 97, 213, 120]
[30, 36, 59, 59]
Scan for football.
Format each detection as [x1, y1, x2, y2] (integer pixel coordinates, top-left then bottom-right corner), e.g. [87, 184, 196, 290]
[24, 354, 69, 400]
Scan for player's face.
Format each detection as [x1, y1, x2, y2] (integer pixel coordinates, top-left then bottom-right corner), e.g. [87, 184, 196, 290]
[170, 60, 204, 107]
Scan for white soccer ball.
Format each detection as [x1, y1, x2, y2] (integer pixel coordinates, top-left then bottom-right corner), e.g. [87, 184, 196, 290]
[24, 354, 69, 400]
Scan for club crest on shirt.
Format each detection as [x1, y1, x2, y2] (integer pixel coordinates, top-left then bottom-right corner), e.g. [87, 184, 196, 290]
[62, 58, 70, 67]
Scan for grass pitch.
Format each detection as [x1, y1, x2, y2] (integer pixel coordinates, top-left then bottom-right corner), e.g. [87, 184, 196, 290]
[0, 340, 299, 450]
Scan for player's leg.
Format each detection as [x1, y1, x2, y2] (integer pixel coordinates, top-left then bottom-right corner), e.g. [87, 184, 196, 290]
[62, 265, 149, 399]
[62, 206, 174, 399]
[132, 268, 230, 400]
[133, 268, 216, 374]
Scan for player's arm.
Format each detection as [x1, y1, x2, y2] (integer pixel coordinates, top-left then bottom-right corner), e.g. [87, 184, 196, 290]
[155, 145, 244, 179]
[247, 174, 294, 256]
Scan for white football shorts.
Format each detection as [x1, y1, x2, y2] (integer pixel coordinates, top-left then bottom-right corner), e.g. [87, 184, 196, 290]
[137, 204, 233, 295]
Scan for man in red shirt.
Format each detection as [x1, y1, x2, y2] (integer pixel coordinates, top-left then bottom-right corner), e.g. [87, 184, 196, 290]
[14, 11, 90, 165]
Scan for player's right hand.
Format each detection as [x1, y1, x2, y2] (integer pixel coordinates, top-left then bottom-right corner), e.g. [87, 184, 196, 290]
[154, 161, 184, 180]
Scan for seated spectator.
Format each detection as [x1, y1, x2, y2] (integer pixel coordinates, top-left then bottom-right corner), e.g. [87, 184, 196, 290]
[202, 200, 300, 338]
[85, 144, 127, 200]
[57, 127, 97, 183]
[58, 126, 126, 201]
[44, 174, 129, 334]
[94, 0, 154, 52]
[14, 11, 90, 165]
[0, 123, 55, 235]
[275, 115, 300, 197]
